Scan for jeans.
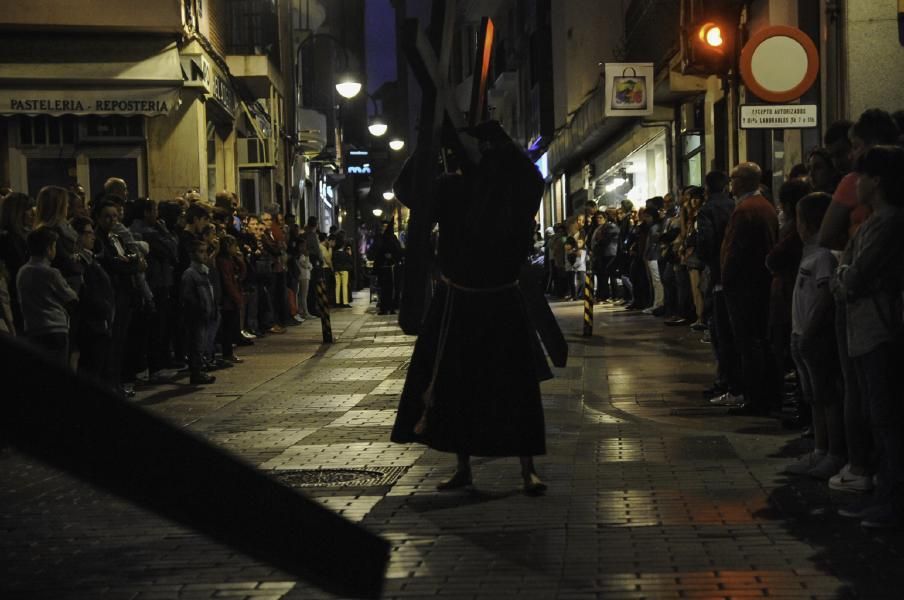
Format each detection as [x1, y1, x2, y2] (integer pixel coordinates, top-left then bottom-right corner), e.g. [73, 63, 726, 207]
[28, 332, 69, 368]
[837, 302, 872, 471]
[711, 289, 740, 393]
[298, 278, 312, 317]
[646, 260, 664, 308]
[854, 341, 904, 509]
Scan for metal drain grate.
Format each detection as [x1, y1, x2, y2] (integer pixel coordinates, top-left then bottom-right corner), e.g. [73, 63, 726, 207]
[271, 466, 409, 488]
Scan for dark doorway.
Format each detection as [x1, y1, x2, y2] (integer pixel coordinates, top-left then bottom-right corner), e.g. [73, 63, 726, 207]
[89, 158, 139, 201]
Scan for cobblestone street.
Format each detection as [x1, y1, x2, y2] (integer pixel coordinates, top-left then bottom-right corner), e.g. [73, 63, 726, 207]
[2, 298, 903, 599]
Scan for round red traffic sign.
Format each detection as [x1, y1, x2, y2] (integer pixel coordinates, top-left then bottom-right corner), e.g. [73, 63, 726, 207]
[740, 26, 819, 103]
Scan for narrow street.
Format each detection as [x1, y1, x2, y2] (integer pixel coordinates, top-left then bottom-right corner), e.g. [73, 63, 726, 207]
[3, 297, 902, 599]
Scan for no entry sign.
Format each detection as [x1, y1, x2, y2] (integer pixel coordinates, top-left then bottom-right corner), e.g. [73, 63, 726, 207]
[740, 26, 819, 103]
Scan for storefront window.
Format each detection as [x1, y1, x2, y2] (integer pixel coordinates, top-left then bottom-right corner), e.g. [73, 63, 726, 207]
[681, 132, 703, 188]
[595, 131, 669, 207]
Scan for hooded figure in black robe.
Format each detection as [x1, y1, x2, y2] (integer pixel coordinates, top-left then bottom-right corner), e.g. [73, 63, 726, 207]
[390, 121, 549, 494]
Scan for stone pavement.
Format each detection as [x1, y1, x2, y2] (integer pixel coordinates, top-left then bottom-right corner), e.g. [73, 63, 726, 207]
[2, 296, 903, 599]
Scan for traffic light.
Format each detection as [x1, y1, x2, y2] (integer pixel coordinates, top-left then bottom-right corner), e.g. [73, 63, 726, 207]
[683, 18, 733, 76]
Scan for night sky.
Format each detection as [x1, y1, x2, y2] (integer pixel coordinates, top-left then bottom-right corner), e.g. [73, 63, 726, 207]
[365, 0, 397, 116]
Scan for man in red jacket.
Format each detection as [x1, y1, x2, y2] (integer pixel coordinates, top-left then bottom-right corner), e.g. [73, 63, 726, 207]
[717, 162, 779, 415]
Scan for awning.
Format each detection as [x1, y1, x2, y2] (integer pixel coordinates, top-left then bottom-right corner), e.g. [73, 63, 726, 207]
[0, 34, 182, 117]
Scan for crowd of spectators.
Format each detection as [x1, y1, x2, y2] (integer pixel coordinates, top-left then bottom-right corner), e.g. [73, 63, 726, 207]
[543, 107, 904, 528]
[0, 181, 355, 396]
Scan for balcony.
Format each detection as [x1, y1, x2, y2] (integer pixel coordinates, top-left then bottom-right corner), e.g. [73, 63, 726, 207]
[0, 0, 184, 34]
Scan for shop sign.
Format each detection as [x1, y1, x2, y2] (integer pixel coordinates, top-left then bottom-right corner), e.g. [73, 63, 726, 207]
[740, 104, 817, 129]
[604, 63, 655, 117]
[212, 73, 236, 116]
[0, 88, 179, 117]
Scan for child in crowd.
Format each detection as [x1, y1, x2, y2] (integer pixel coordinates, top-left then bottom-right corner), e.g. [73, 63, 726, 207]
[180, 238, 216, 385]
[16, 226, 78, 366]
[784, 192, 844, 479]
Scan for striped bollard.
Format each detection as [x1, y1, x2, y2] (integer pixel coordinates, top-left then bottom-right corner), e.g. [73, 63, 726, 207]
[582, 271, 594, 337]
[315, 275, 334, 343]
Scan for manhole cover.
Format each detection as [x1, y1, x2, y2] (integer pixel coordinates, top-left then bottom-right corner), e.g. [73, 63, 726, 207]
[271, 466, 408, 488]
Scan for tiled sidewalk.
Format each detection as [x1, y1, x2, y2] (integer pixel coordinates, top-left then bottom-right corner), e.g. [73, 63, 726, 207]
[2, 298, 903, 599]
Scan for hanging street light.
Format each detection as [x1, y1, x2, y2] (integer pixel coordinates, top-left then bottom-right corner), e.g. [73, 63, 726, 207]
[383, 191, 395, 200]
[372, 208, 383, 217]
[335, 72, 362, 99]
[389, 138, 405, 151]
[368, 117, 388, 137]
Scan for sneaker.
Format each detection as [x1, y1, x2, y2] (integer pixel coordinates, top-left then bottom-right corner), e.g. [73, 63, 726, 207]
[700, 330, 712, 344]
[641, 307, 655, 315]
[861, 505, 900, 529]
[829, 464, 874, 492]
[838, 498, 877, 519]
[710, 391, 745, 407]
[783, 451, 826, 476]
[808, 454, 845, 480]
[269, 325, 286, 334]
[665, 318, 691, 326]
[690, 320, 707, 331]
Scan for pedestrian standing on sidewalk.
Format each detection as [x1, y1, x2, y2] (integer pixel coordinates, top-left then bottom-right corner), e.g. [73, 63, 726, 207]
[783, 192, 844, 480]
[391, 120, 549, 495]
[16, 226, 78, 366]
[835, 145, 904, 529]
[180, 238, 216, 386]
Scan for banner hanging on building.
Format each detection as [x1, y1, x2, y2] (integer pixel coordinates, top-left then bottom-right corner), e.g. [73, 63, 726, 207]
[605, 63, 655, 117]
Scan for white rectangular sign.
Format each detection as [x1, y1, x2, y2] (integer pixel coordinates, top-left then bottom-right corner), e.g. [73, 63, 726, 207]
[740, 104, 818, 129]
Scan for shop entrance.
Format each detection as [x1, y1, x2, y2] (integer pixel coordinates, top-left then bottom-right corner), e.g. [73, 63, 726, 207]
[89, 158, 138, 202]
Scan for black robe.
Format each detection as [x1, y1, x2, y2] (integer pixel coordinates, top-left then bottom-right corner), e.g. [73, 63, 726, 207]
[390, 142, 549, 457]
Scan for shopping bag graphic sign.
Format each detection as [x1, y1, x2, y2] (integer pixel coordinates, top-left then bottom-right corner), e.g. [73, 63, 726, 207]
[605, 63, 655, 117]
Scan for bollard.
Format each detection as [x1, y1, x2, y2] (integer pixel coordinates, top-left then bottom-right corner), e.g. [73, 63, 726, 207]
[582, 271, 594, 337]
[315, 275, 334, 343]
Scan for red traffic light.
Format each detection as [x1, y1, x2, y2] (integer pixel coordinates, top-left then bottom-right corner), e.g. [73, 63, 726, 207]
[698, 22, 725, 49]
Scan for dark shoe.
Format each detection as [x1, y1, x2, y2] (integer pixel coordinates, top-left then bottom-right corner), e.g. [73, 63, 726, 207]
[702, 385, 728, 399]
[436, 470, 473, 491]
[522, 472, 548, 496]
[190, 372, 216, 385]
[224, 355, 244, 364]
[651, 306, 668, 317]
[269, 325, 286, 334]
[236, 338, 254, 346]
[664, 318, 691, 326]
[690, 320, 707, 331]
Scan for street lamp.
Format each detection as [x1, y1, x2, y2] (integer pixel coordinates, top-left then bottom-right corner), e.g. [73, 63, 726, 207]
[389, 138, 405, 151]
[335, 73, 362, 99]
[296, 33, 362, 100]
[382, 191, 395, 200]
[372, 208, 383, 217]
[365, 94, 387, 137]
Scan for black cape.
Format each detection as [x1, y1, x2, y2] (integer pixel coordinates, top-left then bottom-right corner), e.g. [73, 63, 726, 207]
[390, 142, 549, 457]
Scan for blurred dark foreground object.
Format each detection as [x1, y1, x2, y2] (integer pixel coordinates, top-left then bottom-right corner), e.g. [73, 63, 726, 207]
[0, 334, 389, 599]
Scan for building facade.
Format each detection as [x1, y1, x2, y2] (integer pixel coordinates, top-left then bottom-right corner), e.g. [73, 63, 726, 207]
[0, 0, 294, 216]
[542, 0, 904, 224]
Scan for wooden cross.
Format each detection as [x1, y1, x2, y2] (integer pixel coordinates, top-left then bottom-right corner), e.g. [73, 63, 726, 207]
[397, 0, 496, 335]
[0, 335, 389, 599]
